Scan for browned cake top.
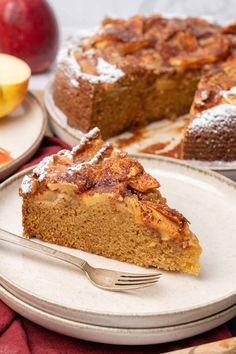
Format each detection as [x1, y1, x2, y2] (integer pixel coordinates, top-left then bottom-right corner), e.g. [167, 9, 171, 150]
[191, 59, 236, 114]
[58, 15, 233, 87]
[19, 128, 189, 231]
[19, 128, 159, 196]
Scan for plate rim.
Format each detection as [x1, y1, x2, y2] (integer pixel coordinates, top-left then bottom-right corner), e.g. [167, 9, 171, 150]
[0, 91, 47, 179]
[0, 283, 235, 332]
[44, 80, 236, 173]
[0, 156, 236, 325]
[1, 265, 235, 327]
[0, 284, 235, 345]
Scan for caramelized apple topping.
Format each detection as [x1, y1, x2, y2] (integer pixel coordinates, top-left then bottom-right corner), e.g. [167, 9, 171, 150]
[20, 128, 160, 197]
[65, 15, 234, 79]
[191, 58, 236, 114]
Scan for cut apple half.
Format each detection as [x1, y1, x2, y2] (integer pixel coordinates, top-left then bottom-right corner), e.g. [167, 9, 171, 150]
[0, 54, 31, 118]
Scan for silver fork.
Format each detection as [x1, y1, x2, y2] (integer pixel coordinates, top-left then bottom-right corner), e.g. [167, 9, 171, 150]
[0, 228, 161, 291]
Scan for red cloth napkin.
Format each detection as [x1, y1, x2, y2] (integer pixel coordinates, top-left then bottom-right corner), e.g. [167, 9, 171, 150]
[0, 137, 233, 354]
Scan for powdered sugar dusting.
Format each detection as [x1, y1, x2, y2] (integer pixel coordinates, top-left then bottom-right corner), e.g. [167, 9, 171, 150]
[70, 79, 79, 88]
[21, 176, 35, 194]
[95, 58, 125, 83]
[220, 86, 236, 99]
[189, 104, 236, 131]
[59, 50, 81, 88]
[60, 51, 124, 86]
[200, 90, 209, 101]
[86, 48, 96, 58]
[72, 58, 124, 85]
[72, 127, 100, 154]
[89, 142, 111, 163]
[33, 156, 55, 182]
[58, 30, 124, 86]
[57, 28, 99, 62]
[70, 142, 111, 172]
[114, 148, 122, 153]
[57, 149, 73, 159]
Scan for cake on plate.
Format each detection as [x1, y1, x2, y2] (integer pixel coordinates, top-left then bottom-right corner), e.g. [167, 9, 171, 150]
[19, 128, 201, 275]
[52, 15, 236, 161]
[182, 58, 236, 161]
[182, 104, 236, 161]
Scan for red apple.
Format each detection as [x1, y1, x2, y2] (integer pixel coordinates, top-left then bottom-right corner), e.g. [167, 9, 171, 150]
[0, 0, 59, 73]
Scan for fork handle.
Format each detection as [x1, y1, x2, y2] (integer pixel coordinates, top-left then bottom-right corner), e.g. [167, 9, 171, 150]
[0, 228, 87, 270]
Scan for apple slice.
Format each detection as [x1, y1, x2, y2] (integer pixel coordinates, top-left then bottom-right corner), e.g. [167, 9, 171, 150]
[0, 148, 12, 167]
[0, 54, 31, 118]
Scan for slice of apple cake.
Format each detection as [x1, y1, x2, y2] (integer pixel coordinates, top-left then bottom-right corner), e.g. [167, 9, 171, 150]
[19, 128, 201, 275]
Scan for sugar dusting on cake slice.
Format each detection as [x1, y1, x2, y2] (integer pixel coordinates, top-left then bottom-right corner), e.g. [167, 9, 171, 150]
[19, 127, 202, 275]
[188, 104, 236, 131]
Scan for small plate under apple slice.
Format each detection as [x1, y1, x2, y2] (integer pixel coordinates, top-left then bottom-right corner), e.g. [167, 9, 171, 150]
[0, 92, 47, 181]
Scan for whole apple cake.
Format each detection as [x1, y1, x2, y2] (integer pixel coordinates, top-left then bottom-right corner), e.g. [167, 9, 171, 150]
[53, 15, 236, 161]
[20, 128, 201, 275]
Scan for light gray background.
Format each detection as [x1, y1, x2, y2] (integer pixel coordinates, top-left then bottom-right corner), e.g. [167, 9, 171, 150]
[32, 0, 236, 89]
[49, 0, 235, 30]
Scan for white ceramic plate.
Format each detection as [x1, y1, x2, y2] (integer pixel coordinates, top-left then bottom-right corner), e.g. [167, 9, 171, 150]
[45, 82, 236, 180]
[0, 92, 47, 181]
[0, 156, 235, 329]
[0, 285, 235, 345]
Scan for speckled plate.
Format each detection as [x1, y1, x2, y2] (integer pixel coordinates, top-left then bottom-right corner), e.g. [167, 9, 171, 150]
[45, 82, 236, 180]
[0, 156, 236, 330]
[0, 92, 47, 181]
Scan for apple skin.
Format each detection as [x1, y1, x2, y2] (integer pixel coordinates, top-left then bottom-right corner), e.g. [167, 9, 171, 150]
[0, 0, 59, 73]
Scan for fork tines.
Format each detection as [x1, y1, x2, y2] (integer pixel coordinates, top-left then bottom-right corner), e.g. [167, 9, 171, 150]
[115, 272, 161, 289]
